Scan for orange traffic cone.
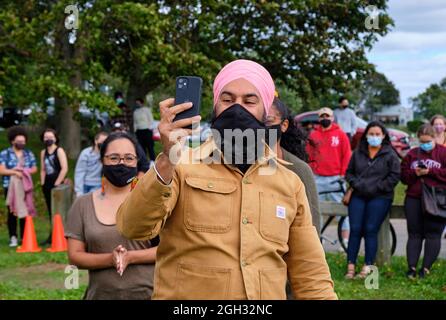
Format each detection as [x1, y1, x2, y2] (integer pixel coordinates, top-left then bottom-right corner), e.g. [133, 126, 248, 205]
[16, 216, 42, 253]
[46, 214, 67, 252]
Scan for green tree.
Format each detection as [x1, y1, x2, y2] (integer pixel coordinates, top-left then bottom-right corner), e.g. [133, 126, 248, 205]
[411, 77, 446, 119]
[1, 0, 394, 158]
[353, 71, 400, 117]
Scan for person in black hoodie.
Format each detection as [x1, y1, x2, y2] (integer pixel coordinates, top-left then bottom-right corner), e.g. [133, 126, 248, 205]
[345, 121, 400, 279]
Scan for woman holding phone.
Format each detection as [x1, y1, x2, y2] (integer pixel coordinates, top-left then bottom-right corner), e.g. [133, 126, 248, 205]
[401, 124, 446, 279]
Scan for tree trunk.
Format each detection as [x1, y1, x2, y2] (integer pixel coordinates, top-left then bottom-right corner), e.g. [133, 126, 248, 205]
[54, 22, 83, 159]
[125, 65, 158, 132]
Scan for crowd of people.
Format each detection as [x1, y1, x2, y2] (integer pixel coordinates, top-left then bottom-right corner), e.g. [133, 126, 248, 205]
[1, 59, 445, 300]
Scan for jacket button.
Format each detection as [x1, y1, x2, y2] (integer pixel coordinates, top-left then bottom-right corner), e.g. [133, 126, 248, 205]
[242, 179, 251, 184]
[241, 260, 248, 267]
[242, 217, 248, 225]
[207, 182, 214, 188]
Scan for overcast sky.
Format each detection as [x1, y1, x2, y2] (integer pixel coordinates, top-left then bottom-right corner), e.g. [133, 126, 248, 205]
[366, 0, 446, 107]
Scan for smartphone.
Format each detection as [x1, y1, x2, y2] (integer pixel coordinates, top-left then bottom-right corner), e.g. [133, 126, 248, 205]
[417, 161, 427, 169]
[173, 76, 202, 128]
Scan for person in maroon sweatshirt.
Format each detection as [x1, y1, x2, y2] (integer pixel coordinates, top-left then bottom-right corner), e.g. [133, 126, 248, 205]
[401, 124, 446, 279]
[307, 107, 352, 246]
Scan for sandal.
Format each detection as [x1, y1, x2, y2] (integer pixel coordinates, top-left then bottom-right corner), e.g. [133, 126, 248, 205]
[344, 264, 356, 280]
[356, 265, 373, 279]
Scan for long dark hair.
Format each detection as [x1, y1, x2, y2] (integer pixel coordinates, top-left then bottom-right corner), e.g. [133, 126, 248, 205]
[359, 121, 391, 150]
[99, 132, 138, 162]
[272, 98, 310, 162]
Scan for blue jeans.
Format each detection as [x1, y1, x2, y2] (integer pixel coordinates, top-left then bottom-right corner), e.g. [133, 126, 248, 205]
[347, 195, 392, 265]
[83, 184, 101, 194]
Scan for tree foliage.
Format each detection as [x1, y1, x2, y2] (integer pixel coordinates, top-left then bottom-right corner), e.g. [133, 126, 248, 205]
[411, 77, 446, 120]
[0, 0, 394, 157]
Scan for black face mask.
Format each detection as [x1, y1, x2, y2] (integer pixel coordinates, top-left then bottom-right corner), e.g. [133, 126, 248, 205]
[103, 164, 137, 188]
[14, 143, 25, 150]
[44, 139, 55, 147]
[211, 104, 266, 173]
[320, 119, 331, 128]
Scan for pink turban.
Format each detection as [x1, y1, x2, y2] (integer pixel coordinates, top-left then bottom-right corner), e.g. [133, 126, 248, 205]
[213, 59, 275, 115]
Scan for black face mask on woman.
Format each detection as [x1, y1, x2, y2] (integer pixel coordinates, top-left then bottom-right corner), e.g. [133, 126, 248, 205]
[211, 104, 267, 173]
[102, 164, 137, 187]
[44, 139, 55, 147]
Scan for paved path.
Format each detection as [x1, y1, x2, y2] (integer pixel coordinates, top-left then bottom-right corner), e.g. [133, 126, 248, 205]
[322, 218, 446, 260]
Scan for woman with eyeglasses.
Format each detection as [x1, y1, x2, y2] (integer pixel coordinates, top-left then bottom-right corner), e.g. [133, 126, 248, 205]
[65, 132, 156, 300]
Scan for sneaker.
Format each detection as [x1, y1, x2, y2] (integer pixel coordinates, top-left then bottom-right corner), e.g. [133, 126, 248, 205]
[418, 268, 430, 279]
[406, 268, 417, 279]
[9, 236, 18, 247]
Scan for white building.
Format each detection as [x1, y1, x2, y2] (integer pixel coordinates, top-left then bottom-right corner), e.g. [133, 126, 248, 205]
[373, 105, 414, 126]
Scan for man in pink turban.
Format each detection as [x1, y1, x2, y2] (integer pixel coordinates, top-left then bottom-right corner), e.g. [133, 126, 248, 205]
[213, 59, 276, 116]
[117, 59, 338, 300]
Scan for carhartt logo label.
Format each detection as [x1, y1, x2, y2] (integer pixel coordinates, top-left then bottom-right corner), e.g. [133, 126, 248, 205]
[276, 206, 286, 219]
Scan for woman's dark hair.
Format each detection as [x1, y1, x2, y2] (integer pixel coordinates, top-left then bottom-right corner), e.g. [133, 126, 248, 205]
[99, 132, 138, 161]
[338, 96, 347, 104]
[40, 128, 59, 144]
[417, 123, 435, 138]
[359, 121, 391, 149]
[93, 131, 109, 148]
[7, 126, 28, 143]
[272, 98, 310, 162]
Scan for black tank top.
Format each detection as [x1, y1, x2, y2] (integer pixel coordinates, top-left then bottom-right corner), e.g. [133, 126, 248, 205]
[44, 147, 61, 178]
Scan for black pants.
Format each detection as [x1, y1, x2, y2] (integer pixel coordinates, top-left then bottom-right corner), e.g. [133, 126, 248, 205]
[42, 175, 57, 225]
[4, 187, 25, 240]
[405, 196, 446, 270]
[136, 129, 156, 161]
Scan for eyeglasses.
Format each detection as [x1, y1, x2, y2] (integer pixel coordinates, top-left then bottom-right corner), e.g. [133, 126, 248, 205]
[104, 153, 138, 165]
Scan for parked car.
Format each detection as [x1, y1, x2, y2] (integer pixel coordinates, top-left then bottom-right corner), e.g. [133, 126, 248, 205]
[0, 107, 23, 128]
[294, 111, 410, 157]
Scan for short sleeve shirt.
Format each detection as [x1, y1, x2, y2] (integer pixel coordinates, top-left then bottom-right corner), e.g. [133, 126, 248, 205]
[0, 147, 37, 188]
[65, 193, 155, 300]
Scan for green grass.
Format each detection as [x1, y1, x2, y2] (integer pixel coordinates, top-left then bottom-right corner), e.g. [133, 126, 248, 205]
[0, 130, 444, 300]
[327, 253, 446, 300]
